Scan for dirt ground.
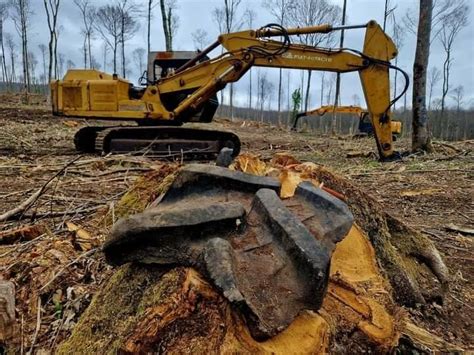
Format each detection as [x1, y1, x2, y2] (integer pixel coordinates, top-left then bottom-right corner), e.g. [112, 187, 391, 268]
[0, 102, 472, 352]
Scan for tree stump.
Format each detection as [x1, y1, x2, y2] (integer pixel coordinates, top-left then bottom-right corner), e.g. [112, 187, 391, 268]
[58, 162, 451, 352]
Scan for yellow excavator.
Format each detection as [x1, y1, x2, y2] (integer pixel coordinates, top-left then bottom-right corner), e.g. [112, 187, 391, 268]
[293, 105, 402, 140]
[51, 20, 407, 161]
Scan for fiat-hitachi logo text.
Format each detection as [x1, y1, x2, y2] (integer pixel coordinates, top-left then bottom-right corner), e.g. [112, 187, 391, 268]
[282, 52, 332, 62]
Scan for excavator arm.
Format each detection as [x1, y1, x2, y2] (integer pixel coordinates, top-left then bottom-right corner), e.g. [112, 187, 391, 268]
[295, 105, 365, 119]
[155, 21, 401, 160]
[292, 104, 403, 140]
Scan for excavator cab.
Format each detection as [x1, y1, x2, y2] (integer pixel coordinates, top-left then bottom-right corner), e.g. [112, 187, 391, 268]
[358, 112, 374, 135]
[145, 51, 219, 123]
[147, 51, 201, 83]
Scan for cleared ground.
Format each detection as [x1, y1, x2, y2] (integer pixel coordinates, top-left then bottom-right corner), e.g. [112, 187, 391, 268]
[0, 103, 472, 350]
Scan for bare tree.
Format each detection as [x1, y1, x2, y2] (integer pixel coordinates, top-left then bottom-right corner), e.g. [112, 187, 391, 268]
[213, 7, 226, 105]
[147, 0, 158, 53]
[91, 56, 101, 70]
[53, 24, 64, 78]
[160, 0, 179, 51]
[450, 85, 464, 112]
[10, 0, 31, 96]
[94, 5, 122, 74]
[212, 0, 242, 120]
[352, 94, 361, 106]
[383, 0, 396, 31]
[263, 0, 289, 122]
[117, 0, 139, 78]
[243, 8, 256, 110]
[27, 50, 36, 86]
[43, 0, 60, 81]
[132, 47, 146, 75]
[66, 59, 75, 69]
[439, 0, 469, 113]
[288, 0, 341, 111]
[427, 66, 441, 110]
[38, 44, 47, 84]
[404, 0, 466, 41]
[386, 3, 405, 110]
[57, 52, 65, 78]
[331, 0, 347, 135]
[74, 0, 95, 69]
[412, 0, 434, 153]
[257, 70, 274, 122]
[5, 32, 15, 84]
[191, 28, 209, 50]
[0, 1, 9, 83]
[325, 74, 336, 106]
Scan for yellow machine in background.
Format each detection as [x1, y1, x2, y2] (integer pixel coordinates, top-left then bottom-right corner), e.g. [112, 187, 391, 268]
[294, 105, 402, 139]
[51, 20, 407, 161]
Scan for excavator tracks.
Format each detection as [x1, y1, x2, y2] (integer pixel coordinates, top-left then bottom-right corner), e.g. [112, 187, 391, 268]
[74, 126, 241, 160]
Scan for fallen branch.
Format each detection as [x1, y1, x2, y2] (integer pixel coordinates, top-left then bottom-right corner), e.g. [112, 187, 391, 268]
[0, 156, 81, 222]
[20, 205, 105, 220]
[445, 223, 474, 236]
[67, 167, 154, 178]
[349, 168, 473, 177]
[432, 141, 463, 153]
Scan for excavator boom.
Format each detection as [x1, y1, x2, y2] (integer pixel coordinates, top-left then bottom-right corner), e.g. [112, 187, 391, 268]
[51, 20, 405, 161]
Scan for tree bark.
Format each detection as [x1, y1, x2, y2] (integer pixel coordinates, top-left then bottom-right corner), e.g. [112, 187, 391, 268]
[159, 0, 171, 51]
[304, 70, 312, 112]
[331, 0, 346, 136]
[113, 37, 118, 74]
[147, 0, 152, 53]
[248, 69, 252, 109]
[230, 83, 234, 120]
[88, 32, 92, 69]
[121, 14, 126, 77]
[53, 30, 58, 79]
[277, 68, 282, 124]
[0, 17, 7, 83]
[441, 49, 450, 113]
[167, 7, 173, 51]
[83, 38, 87, 68]
[10, 47, 15, 85]
[412, 0, 434, 153]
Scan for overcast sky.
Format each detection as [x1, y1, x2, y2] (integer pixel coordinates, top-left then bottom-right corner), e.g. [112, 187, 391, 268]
[2, 0, 473, 110]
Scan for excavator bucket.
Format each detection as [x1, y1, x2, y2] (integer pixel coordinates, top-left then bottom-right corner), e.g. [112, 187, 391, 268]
[103, 164, 354, 340]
